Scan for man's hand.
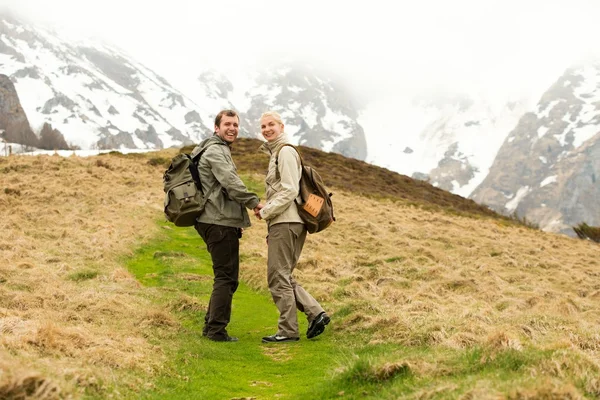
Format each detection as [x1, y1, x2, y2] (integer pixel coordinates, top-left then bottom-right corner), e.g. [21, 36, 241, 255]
[253, 203, 264, 220]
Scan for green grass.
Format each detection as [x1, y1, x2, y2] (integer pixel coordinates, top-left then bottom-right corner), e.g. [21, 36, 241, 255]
[123, 222, 353, 399]
[118, 220, 596, 399]
[66, 269, 99, 282]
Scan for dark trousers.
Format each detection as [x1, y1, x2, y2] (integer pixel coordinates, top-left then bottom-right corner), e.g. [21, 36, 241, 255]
[195, 222, 240, 340]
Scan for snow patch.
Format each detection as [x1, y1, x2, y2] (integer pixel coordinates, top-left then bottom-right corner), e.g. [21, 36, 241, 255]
[537, 100, 561, 119]
[320, 99, 353, 152]
[505, 186, 531, 213]
[537, 126, 549, 138]
[287, 101, 301, 111]
[285, 124, 300, 136]
[540, 175, 557, 187]
[573, 124, 600, 148]
[573, 65, 600, 102]
[301, 105, 318, 129]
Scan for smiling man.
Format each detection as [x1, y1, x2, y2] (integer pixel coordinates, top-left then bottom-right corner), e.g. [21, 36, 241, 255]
[190, 109, 263, 342]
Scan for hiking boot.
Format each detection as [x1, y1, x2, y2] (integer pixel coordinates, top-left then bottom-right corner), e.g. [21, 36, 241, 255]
[261, 334, 300, 343]
[307, 312, 330, 339]
[208, 335, 238, 342]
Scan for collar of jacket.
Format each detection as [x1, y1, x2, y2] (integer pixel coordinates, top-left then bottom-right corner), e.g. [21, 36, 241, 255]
[211, 133, 232, 147]
[259, 133, 291, 156]
[191, 133, 228, 158]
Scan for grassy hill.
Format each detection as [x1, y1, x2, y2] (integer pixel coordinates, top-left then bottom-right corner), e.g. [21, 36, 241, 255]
[187, 138, 510, 221]
[1, 144, 599, 399]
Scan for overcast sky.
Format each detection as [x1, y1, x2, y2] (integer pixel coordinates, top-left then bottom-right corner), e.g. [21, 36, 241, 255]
[1, 0, 599, 107]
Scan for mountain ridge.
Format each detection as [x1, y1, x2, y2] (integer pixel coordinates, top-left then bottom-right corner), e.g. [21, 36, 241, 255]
[0, 13, 368, 161]
[471, 63, 600, 235]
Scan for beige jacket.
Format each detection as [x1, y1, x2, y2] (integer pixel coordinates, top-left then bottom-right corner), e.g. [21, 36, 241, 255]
[259, 134, 303, 227]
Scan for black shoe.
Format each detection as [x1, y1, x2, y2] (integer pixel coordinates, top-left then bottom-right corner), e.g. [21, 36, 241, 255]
[208, 335, 238, 342]
[261, 334, 300, 343]
[307, 312, 330, 339]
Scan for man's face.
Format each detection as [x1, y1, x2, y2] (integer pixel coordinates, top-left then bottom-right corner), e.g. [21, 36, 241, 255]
[215, 115, 239, 143]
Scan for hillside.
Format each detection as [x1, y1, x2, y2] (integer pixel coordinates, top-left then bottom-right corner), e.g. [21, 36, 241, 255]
[1, 146, 599, 398]
[187, 138, 508, 221]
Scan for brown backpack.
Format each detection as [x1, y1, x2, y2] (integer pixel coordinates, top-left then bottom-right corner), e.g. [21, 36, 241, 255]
[276, 144, 335, 234]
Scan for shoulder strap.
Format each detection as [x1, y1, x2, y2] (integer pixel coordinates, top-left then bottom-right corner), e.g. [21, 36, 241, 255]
[275, 144, 303, 164]
[188, 143, 220, 197]
[275, 144, 304, 178]
[274, 145, 303, 201]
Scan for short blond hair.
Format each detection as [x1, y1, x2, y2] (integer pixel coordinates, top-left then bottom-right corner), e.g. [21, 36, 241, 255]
[260, 111, 284, 125]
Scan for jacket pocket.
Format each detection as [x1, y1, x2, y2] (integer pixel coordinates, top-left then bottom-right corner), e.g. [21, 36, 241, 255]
[221, 198, 243, 221]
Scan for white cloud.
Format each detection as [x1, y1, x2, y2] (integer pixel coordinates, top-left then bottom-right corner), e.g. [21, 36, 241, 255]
[1, 0, 599, 106]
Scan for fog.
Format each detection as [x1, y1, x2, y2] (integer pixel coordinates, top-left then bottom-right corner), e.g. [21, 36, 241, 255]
[1, 0, 598, 108]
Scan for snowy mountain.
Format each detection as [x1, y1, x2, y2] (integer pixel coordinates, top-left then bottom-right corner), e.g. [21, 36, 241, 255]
[0, 14, 367, 159]
[0, 14, 220, 150]
[3, 12, 598, 235]
[362, 92, 536, 197]
[241, 66, 367, 160]
[170, 66, 367, 160]
[471, 63, 600, 234]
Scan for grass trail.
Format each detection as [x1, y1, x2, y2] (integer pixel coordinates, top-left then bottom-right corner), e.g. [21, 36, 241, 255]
[123, 221, 596, 399]
[126, 221, 351, 399]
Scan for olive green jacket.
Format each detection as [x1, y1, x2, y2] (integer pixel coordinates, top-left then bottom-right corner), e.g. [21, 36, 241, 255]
[191, 135, 260, 228]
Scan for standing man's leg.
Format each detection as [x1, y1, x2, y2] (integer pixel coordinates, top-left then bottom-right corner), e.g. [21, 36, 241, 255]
[196, 223, 240, 341]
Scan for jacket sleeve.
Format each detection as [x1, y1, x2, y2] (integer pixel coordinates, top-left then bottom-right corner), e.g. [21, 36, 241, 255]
[203, 145, 260, 210]
[260, 146, 301, 220]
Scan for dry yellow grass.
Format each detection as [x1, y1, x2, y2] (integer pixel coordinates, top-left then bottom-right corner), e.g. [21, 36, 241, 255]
[0, 152, 176, 398]
[241, 190, 600, 347]
[1, 149, 599, 398]
[240, 190, 600, 396]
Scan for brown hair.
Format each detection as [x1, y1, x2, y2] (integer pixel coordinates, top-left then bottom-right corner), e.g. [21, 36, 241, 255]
[214, 109, 239, 129]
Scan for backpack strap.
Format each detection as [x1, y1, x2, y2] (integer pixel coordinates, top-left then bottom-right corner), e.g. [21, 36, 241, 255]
[274, 144, 303, 181]
[189, 143, 220, 200]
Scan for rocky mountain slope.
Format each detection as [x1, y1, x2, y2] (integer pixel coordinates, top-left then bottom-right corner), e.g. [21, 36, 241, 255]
[0, 73, 37, 145]
[471, 63, 600, 234]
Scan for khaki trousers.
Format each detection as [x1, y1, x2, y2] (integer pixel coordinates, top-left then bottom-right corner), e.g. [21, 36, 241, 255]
[267, 223, 324, 337]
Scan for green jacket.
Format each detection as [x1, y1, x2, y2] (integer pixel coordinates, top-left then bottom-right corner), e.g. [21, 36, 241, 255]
[191, 135, 260, 228]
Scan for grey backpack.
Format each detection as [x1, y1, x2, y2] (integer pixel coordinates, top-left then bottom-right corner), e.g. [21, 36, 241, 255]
[163, 147, 216, 227]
